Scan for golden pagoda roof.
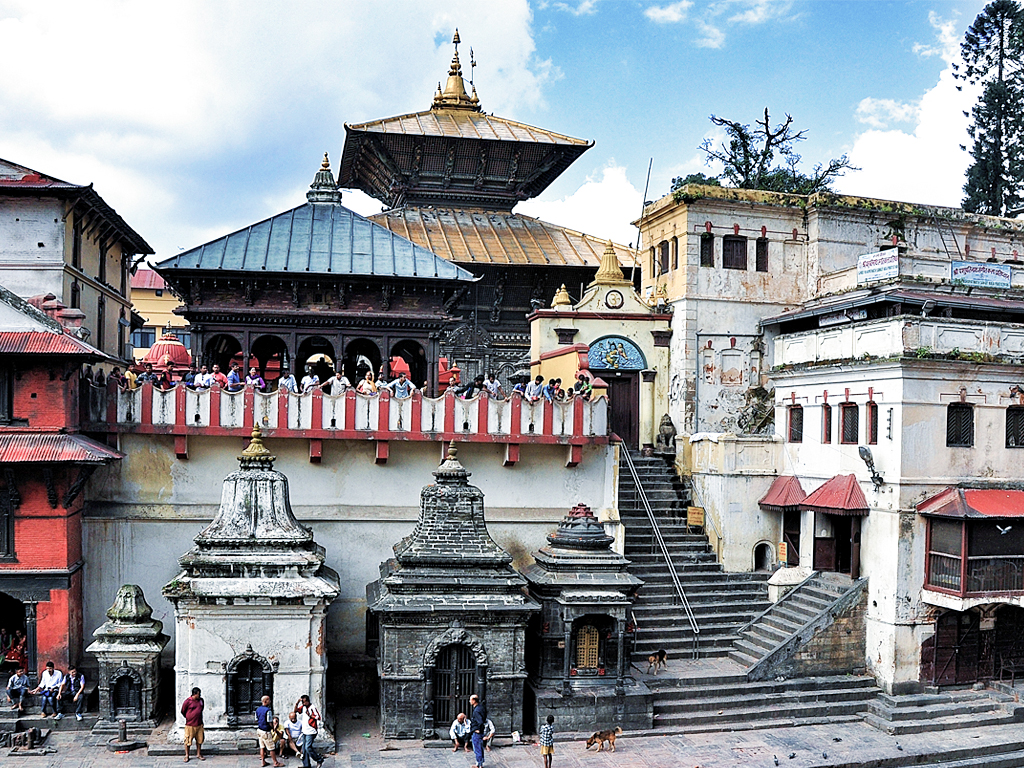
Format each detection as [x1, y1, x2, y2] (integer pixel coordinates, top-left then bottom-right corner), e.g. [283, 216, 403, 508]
[369, 207, 637, 269]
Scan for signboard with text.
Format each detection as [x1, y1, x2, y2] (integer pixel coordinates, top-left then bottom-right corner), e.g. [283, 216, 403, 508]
[856, 250, 899, 284]
[950, 260, 1011, 288]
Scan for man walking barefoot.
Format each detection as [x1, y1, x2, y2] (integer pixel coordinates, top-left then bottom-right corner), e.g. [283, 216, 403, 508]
[256, 695, 283, 767]
[539, 714, 555, 768]
[181, 687, 205, 762]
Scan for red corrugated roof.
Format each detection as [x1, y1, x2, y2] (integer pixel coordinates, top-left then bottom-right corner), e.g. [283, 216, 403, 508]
[918, 487, 1024, 518]
[0, 331, 103, 356]
[759, 475, 807, 512]
[0, 158, 78, 189]
[0, 433, 122, 464]
[800, 474, 869, 516]
[131, 269, 166, 290]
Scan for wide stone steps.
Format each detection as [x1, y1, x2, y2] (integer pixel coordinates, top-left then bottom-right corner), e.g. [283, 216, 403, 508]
[863, 690, 1024, 736]
[648, 674, 880, 733]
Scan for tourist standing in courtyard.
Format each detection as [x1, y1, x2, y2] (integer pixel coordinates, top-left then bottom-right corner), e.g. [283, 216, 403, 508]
[539, 715, 555, 768]
[256, 694, 282, 767]
[294, 694, 324, 768]
[181, 686, 205, 762]
[469, 694, 487, 768]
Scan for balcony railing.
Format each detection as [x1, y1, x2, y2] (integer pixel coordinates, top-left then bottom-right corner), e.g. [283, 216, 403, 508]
[82, 381, 609, 465]
[927, 552, 1024, 596]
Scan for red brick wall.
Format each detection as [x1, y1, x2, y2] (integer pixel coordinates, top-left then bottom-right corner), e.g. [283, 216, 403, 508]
[36, 588, 71, 669]
[10, 367, 76, 430]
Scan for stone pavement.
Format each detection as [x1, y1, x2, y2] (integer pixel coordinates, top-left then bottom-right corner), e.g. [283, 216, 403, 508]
[7, 706, 1024, 768]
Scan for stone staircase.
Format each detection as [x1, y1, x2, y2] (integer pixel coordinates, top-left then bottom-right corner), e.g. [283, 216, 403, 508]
[729, 570, 864, 674]
[619, 451, 770, 661]
[863, 689, 1024, 735]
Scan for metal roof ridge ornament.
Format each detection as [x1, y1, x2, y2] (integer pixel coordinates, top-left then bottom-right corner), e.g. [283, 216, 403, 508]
[590, 240, 632, 287]
[431, 29, 481, 112]
[551, 284, 572, 307]
[433, 440, 469, 483]
[306, 151, 342, 204]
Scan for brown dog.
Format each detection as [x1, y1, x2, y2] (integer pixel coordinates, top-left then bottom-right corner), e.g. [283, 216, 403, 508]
[586, 727, 623, 752]
[646, 648, 668, 675]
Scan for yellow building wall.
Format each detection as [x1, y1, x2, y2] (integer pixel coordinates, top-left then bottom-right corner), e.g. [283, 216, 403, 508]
[131, 288, 188, 362]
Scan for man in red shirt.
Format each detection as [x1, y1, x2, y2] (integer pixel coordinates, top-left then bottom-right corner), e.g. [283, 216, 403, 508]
[211, 365, 229, 389]
[181, 687, 205, 762]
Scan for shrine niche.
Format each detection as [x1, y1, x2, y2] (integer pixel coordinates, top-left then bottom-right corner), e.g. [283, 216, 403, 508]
[226, 645, 276, 727]
[589, 336, 647, 370]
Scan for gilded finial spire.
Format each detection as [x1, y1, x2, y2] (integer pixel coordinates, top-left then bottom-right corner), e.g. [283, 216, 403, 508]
[551, 284, 572, 307]
[590, 240, 632, 287]
[431, 29, 481, 111]
[307, 152, 342, 204]
[239, 424, 276, 467]
[320, 152, 330, 170]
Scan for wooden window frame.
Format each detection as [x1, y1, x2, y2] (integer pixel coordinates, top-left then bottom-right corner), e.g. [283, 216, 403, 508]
[787, 405, 804, 443]
[1006, 406, 1024, 448]
[946, 402, 974, 448]
[71, 215, 83, 270]
[700, 233, 714, 267]
[755, 237, 769, 272]
[822, 403, 832, 444]
[658, 241, 670, 274]
[671, 236, 679, 270]
[867, 401, 878, 445]
[722, 235, 748, 270]
[840, 402, 859, 445]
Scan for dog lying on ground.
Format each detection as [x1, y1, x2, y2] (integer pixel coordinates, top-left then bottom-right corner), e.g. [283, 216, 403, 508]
[646, 648, 668, 675]
[586, 727, 623, 752]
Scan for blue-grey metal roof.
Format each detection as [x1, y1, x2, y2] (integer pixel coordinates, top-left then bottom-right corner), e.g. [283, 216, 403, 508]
[154, 201, 478, 282]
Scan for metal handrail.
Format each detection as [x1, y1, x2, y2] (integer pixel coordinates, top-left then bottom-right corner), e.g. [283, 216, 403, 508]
[621, 448, 700, 658]
[688, 482, 723, 562]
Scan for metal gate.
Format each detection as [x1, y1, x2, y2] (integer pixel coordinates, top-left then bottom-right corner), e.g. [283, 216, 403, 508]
[932, 611, 981, 685]
[112, 676, 138, 719]
[433, 644, 476, 726]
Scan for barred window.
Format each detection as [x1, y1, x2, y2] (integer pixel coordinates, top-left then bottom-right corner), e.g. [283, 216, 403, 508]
[946, 403, 974, 447]
[867, 401, 879, 445]
[700, 234, 714, 267]
[788, 405, 804, 443]
[755, 237, 769, 272]
[658, 241, 670, 274]
[841, 403, 859, 444]
[576, 625, 600, 668]
[722, 235, 747, 270]
[1006, 406, 1024, 448]
[822, 403, 832, 444]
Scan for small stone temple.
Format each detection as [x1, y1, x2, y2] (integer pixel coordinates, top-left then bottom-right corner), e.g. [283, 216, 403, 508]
[366, 443, 539, 739]
[86, 584, 168, 729]
[522, 503, 651, 732]
[163, 427, 339, 733]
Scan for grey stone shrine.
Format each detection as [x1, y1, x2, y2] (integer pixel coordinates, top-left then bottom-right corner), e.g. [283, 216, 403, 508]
[367, 442, 539, 739]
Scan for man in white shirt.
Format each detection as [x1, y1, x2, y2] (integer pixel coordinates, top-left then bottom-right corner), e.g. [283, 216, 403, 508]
[484, 374, 505, 400]
[524, 375, 545, 402]
[320, 371, 351, 395]
[294, 695, 323, 768]
[31, 661, 63, 718]
[278, 368, 299, 394]
[300, 367, 320, 394]
[449, 712, 472, 752]
[282, 711, 304, 760]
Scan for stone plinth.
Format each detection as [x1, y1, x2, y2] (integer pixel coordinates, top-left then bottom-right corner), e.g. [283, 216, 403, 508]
[367, 443, 539, 739]
[162, 427, 339, 735]
[86, 584, 168, 728]
[522, 503, 651, 732]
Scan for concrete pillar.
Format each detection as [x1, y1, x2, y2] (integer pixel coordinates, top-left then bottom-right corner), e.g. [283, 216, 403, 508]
[641, 370, 656, 450]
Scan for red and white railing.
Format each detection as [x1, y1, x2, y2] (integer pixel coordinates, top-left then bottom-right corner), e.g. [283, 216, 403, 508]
[82, 382, 609, 466]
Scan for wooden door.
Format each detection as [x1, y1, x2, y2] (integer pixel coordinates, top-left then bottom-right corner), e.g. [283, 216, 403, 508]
[600, 372, 639, 448]
[433, 644, 476, 726]
[931, 611, 981, 686]
[783, 510, 801, 566]
[814, 538, 836, 572]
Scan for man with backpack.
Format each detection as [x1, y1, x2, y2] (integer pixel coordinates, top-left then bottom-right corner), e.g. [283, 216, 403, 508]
[293, 695, 324, 768]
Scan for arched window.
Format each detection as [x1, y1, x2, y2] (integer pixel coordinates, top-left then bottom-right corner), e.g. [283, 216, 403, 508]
[576, 624, 600, 669]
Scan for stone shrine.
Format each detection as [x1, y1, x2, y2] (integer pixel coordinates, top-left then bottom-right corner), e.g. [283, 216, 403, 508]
[366, 443, 539, 739]
[522, 503, 652, 732]
[86, 585, 168, 729]
[162, 427, 339, 733]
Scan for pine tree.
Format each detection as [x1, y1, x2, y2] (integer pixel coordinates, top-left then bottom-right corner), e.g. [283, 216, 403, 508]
[957, 0, 1024, 215]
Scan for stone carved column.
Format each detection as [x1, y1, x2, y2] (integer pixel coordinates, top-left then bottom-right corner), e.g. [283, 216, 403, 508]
[615, 626, 626, 695]
[476, 663, 488, 704]
[561, 622, 572, 696]
[422, 666, 435, 735]
[24, 603, 37, 684]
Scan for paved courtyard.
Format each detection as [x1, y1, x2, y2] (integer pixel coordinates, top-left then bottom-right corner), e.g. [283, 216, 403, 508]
[8, 706, 1024, 768]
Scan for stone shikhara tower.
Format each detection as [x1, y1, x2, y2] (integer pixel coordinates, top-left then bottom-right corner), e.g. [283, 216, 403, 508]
[367, 443, 539, 739]
[163, 427, 339, 733]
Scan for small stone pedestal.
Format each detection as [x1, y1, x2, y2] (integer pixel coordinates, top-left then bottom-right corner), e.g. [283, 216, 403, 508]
[86, 584, 168, 733]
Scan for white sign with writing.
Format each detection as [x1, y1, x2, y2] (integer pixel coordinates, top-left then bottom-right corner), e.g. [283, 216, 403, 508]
[857, 250, 899, 284]
[950, 260, 1011, 288]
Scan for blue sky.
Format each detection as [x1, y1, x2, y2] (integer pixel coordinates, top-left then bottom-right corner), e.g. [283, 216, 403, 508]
[0, 1, 987, 257]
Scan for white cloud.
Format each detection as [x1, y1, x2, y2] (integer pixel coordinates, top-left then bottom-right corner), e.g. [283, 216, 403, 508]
[553, 0, 599, 15]
[855, 98, 920, 129]
[838, 13, 977, 207]
[912, 11, 961, 59]
[518, 164, 643, 246]
[645, 1, 693, 24]
[694, 19, 727, 48]
[727, 0, 793, 25]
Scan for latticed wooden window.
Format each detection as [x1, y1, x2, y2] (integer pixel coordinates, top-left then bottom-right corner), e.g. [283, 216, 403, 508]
[659, 241, 670, 274]
[722, 236, 747, 270]
[841, 403, 859, 444]
[946, 403, 974, 447]
[755, 238, 769, 272]
[700, 234, 714, 267]
[576, 625, 600, 668]
[1006, 406, 1024, 448]
[672, 236, 679, 270]
[788, 406, 803, 443]
[867, 402, 879, 445]
[822, 404, 832, 444]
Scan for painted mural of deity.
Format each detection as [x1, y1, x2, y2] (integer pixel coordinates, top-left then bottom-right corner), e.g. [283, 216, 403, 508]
[588, 336, 646, 370]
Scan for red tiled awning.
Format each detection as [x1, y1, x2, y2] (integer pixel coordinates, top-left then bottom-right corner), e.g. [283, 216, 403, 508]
[800, 474, 869, 517]
[0, 433, 122, 464]
[0, 331, 103, 356]
[918, 487, 1024, 519]
[759, 475, 807, 513]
